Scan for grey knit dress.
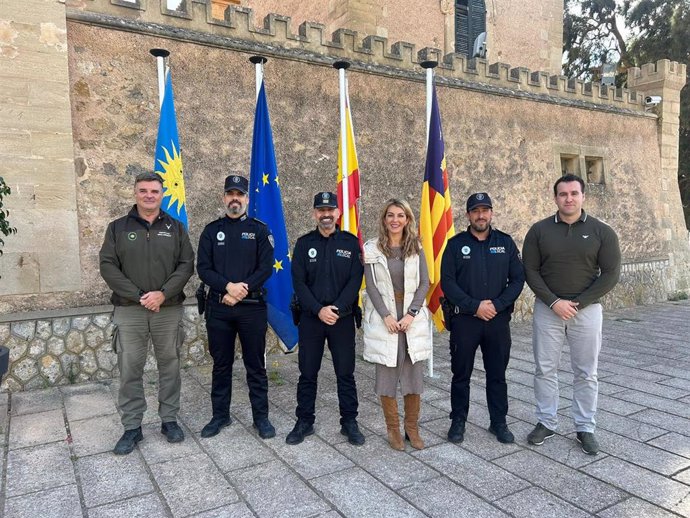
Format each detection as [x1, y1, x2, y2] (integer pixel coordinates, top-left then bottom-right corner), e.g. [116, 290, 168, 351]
[364, 247, 430, 396]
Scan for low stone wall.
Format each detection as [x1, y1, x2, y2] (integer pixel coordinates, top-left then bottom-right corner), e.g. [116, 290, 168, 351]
[0, 303, 211, 392]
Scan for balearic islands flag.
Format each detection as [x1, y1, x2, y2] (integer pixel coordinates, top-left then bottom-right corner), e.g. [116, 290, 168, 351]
[419, 85, 455, 331]
[154, 70, 188, 228]
[336, 83, 363, 248]
[248, 81, 299, 351]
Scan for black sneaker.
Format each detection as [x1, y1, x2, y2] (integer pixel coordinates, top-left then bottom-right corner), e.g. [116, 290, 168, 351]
[576, 432, 599, 455]
[488, 422, 515, 444]
[253, 418, 276, 439]
[200, 417, 231, 438]
[527, 423, 556, 445]
[340, 420, 365, 446]
[113, 427, 143, 455]
[447, 419, 465, 443]
[286, 420, 314, 445]
[161, 421, 185, 443]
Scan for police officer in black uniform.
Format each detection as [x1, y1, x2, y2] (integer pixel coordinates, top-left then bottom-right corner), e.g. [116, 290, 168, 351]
[286, 192, 366, 446]
[197, 174, 276, 439]
[440, 193, 524, 444]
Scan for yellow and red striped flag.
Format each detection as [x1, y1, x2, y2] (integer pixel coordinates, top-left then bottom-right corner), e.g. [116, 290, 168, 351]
[420, 85, 455, 331]
[336, 88, 363, 248]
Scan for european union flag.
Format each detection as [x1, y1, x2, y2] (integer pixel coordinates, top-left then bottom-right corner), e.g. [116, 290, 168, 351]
[248, 81, 298, 351]
[154, 70, 188, 228]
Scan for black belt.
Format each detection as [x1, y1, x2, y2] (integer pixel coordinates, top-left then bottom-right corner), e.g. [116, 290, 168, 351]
[210, 290, 265, 304]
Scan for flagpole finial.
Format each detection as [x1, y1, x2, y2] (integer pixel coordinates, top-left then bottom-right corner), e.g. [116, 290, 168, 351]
[249, 55, 268, 65]
[333, 60, 351, 70]
[150, 48, 170, 58]
[420, 60, 438, 69]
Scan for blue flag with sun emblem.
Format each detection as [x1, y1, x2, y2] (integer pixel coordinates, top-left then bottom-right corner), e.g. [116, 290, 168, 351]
[154, 71, 188, 228]
[248, 81, 298, 351]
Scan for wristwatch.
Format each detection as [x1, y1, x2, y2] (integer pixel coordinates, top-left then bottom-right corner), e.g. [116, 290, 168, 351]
[407, 308, 419, 317]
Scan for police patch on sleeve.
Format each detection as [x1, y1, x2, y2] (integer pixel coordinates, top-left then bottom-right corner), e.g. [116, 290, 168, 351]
[268, 234, 275, 248]
[216, 231, 225, 241]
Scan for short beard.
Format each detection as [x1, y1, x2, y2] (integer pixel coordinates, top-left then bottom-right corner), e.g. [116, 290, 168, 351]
[227, 203, 244, 216]
[470, 220, 490, 234]
[318, 217, 335, 231]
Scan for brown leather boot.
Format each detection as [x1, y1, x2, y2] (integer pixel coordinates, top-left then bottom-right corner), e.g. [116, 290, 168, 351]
[403, 394, 424, 449]
[380, 396, 405, 451]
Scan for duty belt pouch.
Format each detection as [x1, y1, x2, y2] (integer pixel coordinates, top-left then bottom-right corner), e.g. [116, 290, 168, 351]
[353, 304, 362, 329]
[440, 297, 456, 331]
[289, 294, 301, 326]
[196, 282, 209, 316]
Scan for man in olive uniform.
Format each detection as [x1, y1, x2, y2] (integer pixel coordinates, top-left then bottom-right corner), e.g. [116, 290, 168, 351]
[100, 172, 194, 455]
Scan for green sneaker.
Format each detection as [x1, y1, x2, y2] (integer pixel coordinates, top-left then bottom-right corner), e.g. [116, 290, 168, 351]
[576, 432, 599, 455]
[527, 422, 555, 445]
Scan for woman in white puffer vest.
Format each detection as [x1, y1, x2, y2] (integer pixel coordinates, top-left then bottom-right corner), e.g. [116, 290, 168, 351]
[362, 199, 432, 450]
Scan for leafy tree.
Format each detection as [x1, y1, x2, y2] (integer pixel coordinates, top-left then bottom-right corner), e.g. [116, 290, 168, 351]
[0, 176, 17, 257]
[563, 0, 630, 82]
[564, 0, 690, 227]
[624, 0, 690, 227]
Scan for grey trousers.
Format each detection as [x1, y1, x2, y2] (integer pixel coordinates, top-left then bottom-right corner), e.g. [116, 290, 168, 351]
[532, 299, 602, 433]
[112, 304, 184, 430]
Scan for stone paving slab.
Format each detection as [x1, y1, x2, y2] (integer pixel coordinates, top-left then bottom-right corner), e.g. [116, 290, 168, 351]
[334, 435, 438, 490]
[8, 408, 65, 449]
[398, 476, 510, 518]
[493, 449, 627, 513]
[61, 383, 117, 421]
[150, 452, 239, 517]
[77, 451, 153, 508]
[413, 443, 530, 501]
[582, 457, 690, 515]
[9, 387, 62, 416]
[494, 486, 591, 518]
[70, 412, 129, 457]
[1, 300, 690, 517]
[597, 497, 682, 518]
[648, 432, 690, 458]
[229, 460, 331, 517]
[6, 442, 75, 497]
[198, 423, 277, 476]
[88, 493, 168, 518]
[311, 467, 426, 517]
[3, 484, 82, 518]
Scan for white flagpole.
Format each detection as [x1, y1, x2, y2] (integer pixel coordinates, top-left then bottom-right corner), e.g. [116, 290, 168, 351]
[333, 61, 351, 230]
[421, 59, 438, 379]
[150, 48, 170, 110]
[250, 55, 267, 99]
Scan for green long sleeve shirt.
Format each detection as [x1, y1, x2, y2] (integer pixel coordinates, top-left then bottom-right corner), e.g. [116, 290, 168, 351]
[522, 211, 621, 309]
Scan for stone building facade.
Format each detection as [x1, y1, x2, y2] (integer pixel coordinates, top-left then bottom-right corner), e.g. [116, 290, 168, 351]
[0, 0, 687, 390]
[242, 0, 563, 73]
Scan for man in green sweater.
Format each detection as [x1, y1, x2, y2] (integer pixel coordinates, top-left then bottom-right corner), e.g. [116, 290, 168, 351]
[522, 174, 620, 455]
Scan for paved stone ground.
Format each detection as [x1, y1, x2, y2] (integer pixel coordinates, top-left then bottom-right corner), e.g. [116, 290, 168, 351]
[1, 300, 690, 517]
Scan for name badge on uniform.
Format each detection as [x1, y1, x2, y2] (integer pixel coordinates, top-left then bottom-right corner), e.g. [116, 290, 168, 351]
[489, 246, 506, 254]
[308, 248, 317, 262]
[216, 231, 225, 246]
[336, 249, 352, 259]
[461, 245, 471, 259]
[157, 231, 172, 238]
[241, 232, 256, 240]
